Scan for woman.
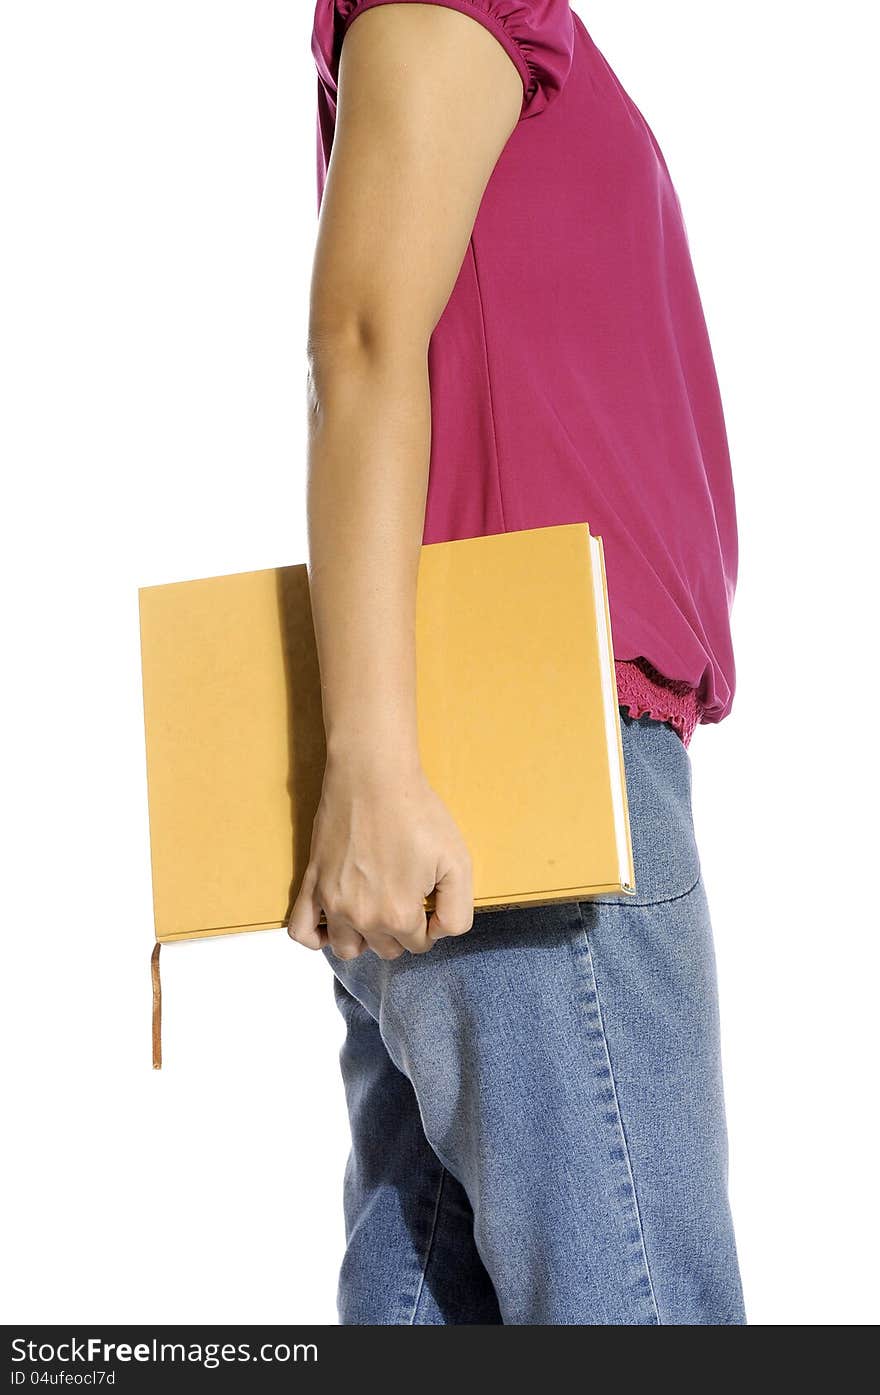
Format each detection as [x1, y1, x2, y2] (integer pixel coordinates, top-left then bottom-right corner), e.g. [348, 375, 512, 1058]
[289, 1, 745, 1325]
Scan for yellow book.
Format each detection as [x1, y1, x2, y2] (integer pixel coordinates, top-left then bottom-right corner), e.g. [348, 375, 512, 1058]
[139, 521, 635, 1066]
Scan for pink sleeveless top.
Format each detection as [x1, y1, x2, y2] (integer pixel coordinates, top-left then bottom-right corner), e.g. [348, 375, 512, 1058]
[311, 2, 738, 748]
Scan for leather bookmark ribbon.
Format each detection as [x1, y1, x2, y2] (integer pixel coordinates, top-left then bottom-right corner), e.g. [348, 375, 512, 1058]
[151, 941, 162, 1070]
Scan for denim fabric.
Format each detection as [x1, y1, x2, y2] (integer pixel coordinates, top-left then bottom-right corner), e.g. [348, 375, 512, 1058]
[323, 711, 745, 1325]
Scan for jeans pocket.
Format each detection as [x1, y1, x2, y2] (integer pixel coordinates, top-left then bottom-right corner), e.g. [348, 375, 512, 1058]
[588, 711, 701, 907]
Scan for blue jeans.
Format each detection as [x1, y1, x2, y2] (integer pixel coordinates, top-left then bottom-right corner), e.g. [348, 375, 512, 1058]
[323, 711, 745, 1325]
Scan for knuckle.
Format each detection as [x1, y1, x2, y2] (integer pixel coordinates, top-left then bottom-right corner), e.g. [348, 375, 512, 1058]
[374, 943, 404, 961]
[367, 902, 420, 938]
[385, 910, 422, 938]
[357, 912, 387, 938]
[446, 922, 473, 938]
[320, 885, 366, 928]
[318, 882, 426, 941]
[332, 943, 361, 961]
[317, 888, 344, 920]
[435, 913, 474, 939]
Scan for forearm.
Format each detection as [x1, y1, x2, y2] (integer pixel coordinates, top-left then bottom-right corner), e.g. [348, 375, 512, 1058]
[306, 332, 430, 775]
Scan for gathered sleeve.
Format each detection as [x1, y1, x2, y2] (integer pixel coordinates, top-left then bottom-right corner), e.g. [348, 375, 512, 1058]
[314, 0, 575, 120]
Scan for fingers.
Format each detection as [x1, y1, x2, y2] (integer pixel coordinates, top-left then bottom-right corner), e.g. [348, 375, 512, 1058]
[321, 892, 432, 958]
[290, 870, 473, 959]
[332, 901, 428, 958]
[427, 857, 474, 944]
[361, 929, 406, 961]
[325, 920, 367, 960]
[289, 871, 409, 960]
[287, 870, 327, 950]
[378, 905, 431, 956]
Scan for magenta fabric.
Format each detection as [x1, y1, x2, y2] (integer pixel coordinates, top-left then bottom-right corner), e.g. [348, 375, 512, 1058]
[311, 0, 738, 725]
[616, 658, 702, 748]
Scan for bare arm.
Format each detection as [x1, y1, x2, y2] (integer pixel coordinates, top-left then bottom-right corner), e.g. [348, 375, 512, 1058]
[288, 4, 522, 959]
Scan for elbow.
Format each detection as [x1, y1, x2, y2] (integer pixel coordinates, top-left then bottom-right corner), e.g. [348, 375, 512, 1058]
[306, 317, 387, 424]
[307, 309, 430, 383]
[307, 311, 379, 367]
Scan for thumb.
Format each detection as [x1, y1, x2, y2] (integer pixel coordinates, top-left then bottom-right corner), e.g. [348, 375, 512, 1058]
[427, 860, 474, 942]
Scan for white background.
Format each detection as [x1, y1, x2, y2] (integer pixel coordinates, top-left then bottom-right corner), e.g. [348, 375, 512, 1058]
[2, 1, 877, 1326]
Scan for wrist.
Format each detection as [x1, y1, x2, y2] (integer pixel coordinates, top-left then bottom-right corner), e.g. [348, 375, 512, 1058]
[324, 730, 423, 782]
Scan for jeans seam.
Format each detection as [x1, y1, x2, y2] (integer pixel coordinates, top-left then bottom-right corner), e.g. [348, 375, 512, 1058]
[408, 1165, 447, 1325]
[589, 869, 702, 910]
[575, 904, 662, 1326]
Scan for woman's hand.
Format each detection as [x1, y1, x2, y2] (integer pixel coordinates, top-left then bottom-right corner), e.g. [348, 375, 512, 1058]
[287, 752, 474, 960]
